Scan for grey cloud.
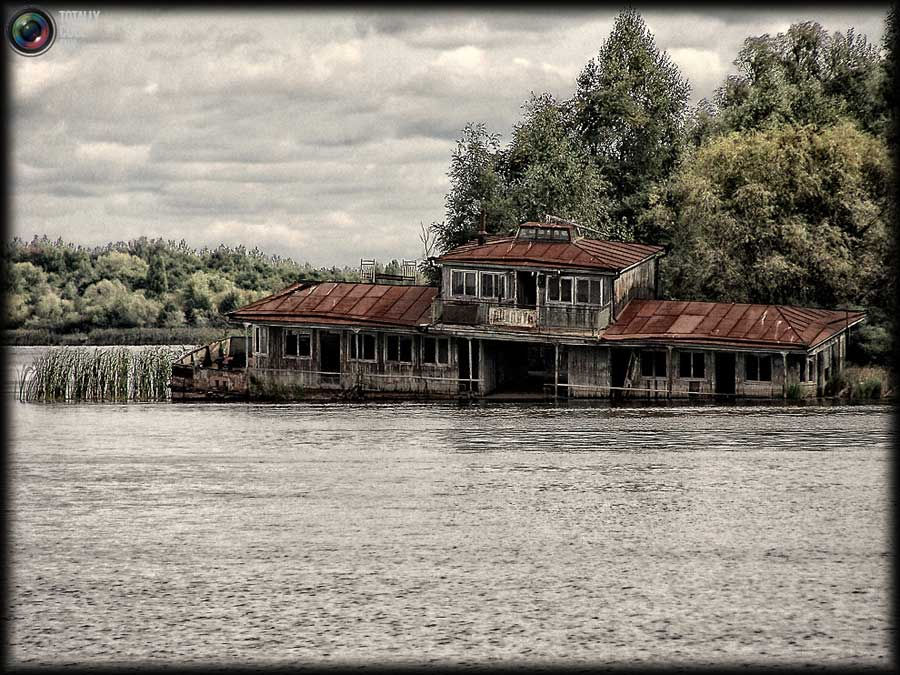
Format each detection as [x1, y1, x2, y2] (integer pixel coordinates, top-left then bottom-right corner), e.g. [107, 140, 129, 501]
[11, 8, 889, 267]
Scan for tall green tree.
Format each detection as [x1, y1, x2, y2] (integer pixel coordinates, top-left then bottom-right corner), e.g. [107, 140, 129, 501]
[503, 93, 615, 236]
[715, 22, 885, 135]
[658, 122, 893, 317]
[572, 7, 690, 240]
[434, 123, 514, 253]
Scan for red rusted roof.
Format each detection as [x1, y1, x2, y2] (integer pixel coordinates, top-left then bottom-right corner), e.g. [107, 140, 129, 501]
[437, 226, 664, 272]
[603, 299, 865, 350]
[228, 281, 437, 328]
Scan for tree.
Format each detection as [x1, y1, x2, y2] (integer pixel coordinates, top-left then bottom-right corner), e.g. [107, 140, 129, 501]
[572, 7, 690, 239]
[658, 123, 893, 317]
[95, 251, 149, 288]
[434, 123, 514, 253]
[146, 251, 169, 296]
[715, 22, 885, 135]
[503, 93, 615, 236]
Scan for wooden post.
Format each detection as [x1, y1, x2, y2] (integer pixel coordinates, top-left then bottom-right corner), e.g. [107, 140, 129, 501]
[666, 346, 673, 399]
[782, 351, 788, 399]
[467, 337, 473, 393]
[554, 343, 559, 399]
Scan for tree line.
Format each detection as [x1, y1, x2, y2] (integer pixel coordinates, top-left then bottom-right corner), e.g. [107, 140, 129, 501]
[427, 8, 895, 365]
[3, 236, 359, 334]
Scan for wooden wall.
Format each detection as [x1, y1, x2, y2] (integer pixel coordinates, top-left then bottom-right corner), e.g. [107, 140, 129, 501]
[613, 259, 657, 318]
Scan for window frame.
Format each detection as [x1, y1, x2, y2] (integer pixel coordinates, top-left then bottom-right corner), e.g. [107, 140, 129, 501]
[640, 350, 667, 378]
[678, 351, 705, 379]
[283, 329, 312, 360]
[451, 269, 478, 298]
[547, 274, 604, 306]
[479, 271, 506, 300]
[745, 353, 772, 382]
[422, 336, 450, 366]
[252, 325, 268, 356]
[386, 334, 414, 364]
[349, 332, 378, 362]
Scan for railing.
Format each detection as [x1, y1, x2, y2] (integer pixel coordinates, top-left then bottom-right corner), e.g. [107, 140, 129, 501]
[433, 298, 610, 334]
[489, 306, 536, 328]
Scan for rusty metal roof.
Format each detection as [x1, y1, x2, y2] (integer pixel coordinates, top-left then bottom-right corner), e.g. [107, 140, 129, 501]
[228, 281, 437, 328]
[437, 225, 664, 272]
[602, 299, 865, 350]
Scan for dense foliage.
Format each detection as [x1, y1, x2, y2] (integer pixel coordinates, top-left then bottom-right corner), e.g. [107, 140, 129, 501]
[430, 8, 895, 366]
[2, 236, 358, 334]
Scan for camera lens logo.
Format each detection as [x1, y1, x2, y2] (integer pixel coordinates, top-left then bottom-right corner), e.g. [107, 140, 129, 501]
[7, 7, 56, 56]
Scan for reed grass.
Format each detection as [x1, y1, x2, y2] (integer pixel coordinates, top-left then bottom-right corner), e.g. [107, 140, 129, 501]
[18, 346, 180, 402]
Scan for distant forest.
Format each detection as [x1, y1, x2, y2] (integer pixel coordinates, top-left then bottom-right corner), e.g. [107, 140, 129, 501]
[2, 237, 360, 339]
[424, 8, 895, 366]
[4, 9, 895, 364]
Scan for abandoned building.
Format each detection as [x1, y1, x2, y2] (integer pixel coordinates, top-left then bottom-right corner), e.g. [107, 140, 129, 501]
[170, 221, 865, 401]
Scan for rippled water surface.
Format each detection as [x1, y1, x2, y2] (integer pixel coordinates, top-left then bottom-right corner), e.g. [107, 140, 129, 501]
[5, 347, 894, 666]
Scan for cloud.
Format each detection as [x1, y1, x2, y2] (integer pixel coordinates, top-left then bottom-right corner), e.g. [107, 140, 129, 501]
[9, 8, 888, 267]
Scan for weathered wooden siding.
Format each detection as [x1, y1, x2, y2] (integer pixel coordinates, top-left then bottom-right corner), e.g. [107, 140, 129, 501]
[613, 259, 656, 319]
[566, 346, 609, 397]
[248, 325, 458, 398]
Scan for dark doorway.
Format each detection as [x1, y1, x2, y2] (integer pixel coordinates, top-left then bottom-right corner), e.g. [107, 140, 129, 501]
[458, 339, 480, 392]
[492, 342, 557, 394]
[609, 348, 635, 400]
[320, 332, 341, 373]
[517, 271, 537, 307]
[714, 352, 735, 397]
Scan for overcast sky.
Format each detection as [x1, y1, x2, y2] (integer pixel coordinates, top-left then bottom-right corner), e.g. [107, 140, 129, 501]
[11, 6, 889, 267]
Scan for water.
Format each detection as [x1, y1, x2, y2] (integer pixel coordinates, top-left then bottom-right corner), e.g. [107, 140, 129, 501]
[5, 346, 893, 667]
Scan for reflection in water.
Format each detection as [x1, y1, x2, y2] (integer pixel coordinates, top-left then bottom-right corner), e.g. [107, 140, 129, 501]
[4, 347, 893, 666]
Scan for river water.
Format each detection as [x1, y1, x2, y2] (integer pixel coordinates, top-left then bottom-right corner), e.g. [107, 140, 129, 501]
[5, 346, 894, 667]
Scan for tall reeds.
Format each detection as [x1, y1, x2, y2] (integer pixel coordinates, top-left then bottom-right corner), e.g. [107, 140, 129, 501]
[17, 346, 179, 402]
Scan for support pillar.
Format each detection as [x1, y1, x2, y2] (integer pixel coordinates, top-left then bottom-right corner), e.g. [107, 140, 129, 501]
[554, 343, 559, 399]
[782, 351, 788, 399]
[467, 338, 473, 393]
[666, 346, 673, 398]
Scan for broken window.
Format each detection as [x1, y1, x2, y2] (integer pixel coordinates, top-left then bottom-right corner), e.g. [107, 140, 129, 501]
[480, 272, 506, 299]
[745, 354, 772, 381]
[253, 326, 268, 355]
[350, 333, 377, 361]
[679, 352, 705, 378]
[640, 350, 667, 377]
[423, 337, 450, 365]
[386, 335, 414, 363]
[284, 330, 311, 358]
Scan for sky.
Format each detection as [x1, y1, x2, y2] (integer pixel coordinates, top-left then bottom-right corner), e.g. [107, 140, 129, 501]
[10, 5, 890, 267]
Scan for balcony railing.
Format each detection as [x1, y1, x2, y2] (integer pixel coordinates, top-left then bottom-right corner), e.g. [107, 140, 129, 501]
[432, 298, 610, 334]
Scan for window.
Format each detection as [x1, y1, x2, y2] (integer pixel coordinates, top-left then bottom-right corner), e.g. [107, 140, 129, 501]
[253, 326, 268, 355]
[679, 352, 705, 379]
[805, 356, 813, 382]
[559, 277, 573, 303]
[451, 270, 477, 297]
[549, 275, 603, 305]
[745, 354, 772, 381]
[386, 335, 414, 363]
[641, 350, 667, 378]
[284, 330, 311, 359]
[423, 337, 450, 365]
[350, 332, 377, 361]
[480, 272, 506, 299]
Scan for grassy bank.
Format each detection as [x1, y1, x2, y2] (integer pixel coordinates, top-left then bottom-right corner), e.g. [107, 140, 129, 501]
[3, 327, 241, 347]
